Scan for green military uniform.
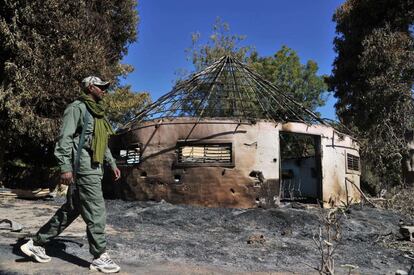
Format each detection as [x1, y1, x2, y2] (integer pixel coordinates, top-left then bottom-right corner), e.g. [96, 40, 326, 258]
[33, 100, 117, 258]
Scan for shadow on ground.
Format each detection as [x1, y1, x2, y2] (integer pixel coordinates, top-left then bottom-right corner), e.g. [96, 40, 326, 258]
[11, 237, 89, 268]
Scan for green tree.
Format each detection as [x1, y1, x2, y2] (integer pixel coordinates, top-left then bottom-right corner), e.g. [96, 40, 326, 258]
[250, 46, 328, 112]
[186, 17, 254, 72]
[0, 0, 139, 186]
[104, 86, 150, 129]
[328, 0, 414, 189]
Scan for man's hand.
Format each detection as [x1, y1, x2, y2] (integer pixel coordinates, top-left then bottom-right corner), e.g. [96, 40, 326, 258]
[60, 172, 74, 185]
[113, 167, 121, 181]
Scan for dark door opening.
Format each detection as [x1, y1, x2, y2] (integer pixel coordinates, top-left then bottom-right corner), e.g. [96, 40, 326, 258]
[279, 132, 322, 203]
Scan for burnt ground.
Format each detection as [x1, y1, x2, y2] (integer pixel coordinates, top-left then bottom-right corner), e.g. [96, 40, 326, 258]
[0, 197, 413, 274]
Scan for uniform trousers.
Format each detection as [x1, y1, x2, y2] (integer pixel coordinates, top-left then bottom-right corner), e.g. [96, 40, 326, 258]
[33, 174, 106, 257]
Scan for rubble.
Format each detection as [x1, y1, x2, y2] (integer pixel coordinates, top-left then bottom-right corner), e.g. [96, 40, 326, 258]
[0, 219, 23, 232]
[400, 226, 414, 242]
[246, 234, 265, 245]
[0, 187, 50, 199]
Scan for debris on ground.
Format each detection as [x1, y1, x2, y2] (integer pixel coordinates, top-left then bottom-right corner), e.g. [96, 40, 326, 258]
[0, 188, 17, 198]
[0, 219, 23, 232]
[0, 198, 413, 274]
[400, 226, 414, 242]
[0, 187, 50, 199]
[396, 269, 408, 275]
[246, 234, 265, 245]
[340, 264, 359, 274]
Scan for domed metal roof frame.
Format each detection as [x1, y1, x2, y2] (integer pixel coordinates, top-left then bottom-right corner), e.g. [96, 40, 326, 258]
[123, 55, 330, 130]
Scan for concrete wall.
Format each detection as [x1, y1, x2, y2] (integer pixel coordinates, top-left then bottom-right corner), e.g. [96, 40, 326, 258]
[108, 118, 360, 208]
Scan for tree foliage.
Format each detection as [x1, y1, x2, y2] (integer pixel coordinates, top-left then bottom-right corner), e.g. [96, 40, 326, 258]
[186, 17, 254, 72]
[250, 46, 327, 112]
[328, 0, 414, 189]
[104, 86, 150, 129]
[0, 0, 139, 186]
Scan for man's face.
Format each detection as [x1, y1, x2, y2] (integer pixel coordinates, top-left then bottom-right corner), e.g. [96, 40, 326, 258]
[88, 84, 106, 101]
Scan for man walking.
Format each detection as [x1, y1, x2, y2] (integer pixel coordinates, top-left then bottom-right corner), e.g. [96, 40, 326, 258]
[20, 76, 121, 273]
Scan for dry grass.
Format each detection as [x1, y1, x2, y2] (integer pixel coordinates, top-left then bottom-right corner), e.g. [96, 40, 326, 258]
[378, 187, 414, 219]
[311, 207, 348, 275]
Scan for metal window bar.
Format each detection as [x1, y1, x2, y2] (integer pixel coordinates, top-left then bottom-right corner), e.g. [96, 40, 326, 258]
[116, 147, 141, 165]
[347, 153, 360, 171]
[178, 144, 232, 164]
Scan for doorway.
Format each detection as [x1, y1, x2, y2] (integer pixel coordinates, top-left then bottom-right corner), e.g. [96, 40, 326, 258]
[279, 132, 322, 203]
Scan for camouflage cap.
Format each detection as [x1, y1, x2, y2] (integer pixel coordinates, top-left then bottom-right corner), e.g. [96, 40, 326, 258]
[82, 76, 110, 90]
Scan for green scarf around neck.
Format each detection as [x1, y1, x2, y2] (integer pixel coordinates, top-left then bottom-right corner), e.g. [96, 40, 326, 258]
[79, 93, 114, 164]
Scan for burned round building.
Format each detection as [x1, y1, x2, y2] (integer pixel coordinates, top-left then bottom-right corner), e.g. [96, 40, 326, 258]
[108, 56, 360, 208]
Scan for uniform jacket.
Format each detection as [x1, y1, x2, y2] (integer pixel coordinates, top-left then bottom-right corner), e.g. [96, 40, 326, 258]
[54, 100, 117, 175]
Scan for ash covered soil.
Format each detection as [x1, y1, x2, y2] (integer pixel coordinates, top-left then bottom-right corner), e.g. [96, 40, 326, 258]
[0, 198, 413, 274]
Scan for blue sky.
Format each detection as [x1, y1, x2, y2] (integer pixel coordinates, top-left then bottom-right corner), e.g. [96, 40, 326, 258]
[121, 0, 345, 120]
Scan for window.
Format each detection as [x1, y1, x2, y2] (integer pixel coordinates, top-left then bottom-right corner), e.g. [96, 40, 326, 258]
[346, 153, 360, 172]
[175, 141, 234, 167]
[116, 144, 141, 166]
